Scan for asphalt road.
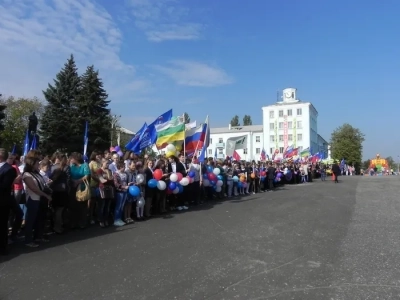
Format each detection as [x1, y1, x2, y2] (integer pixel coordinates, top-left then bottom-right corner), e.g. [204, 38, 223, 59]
[1, 176, 400, 300]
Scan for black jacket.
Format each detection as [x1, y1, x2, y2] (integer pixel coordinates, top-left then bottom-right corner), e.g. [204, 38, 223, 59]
[0, 163, 17, 207]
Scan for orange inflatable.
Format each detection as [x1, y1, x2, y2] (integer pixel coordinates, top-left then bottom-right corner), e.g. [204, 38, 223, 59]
[369, 154, 388, 172]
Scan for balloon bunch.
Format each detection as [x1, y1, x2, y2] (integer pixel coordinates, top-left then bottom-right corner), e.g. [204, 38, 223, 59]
[274, 172, 283, 183]
[202, 166, 224, 192]
[110, 145, 124, 157]
[165, 144, 180, 158]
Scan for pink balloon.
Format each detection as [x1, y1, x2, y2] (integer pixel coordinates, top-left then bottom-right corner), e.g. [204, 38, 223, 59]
[189, 177, 194, 183]
[176, 172, 183, 182]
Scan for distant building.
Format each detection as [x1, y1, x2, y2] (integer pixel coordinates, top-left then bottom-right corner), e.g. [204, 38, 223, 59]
[261, 87, 328, 159]
[207, 87, 328, 161]
[207, 125, 263, 161]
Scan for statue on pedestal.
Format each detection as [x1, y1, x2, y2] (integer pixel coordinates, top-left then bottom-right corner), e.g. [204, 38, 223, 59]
[28, 112, 38, 134]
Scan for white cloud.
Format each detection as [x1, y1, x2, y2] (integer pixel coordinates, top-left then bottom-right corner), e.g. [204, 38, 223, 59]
[0, 0, 144, 101]
[127, 0, 203, 42]
[152, 60, 233, 87]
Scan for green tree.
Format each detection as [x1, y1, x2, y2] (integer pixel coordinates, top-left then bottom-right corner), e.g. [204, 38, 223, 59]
[40, 54, 81, 153]
[230, 115, 240, 126]
[385, 156, 395, 169]
[330, 123, 365, 170]
[0, 96, 44, 150]
[78, 65, 111, 152]
[243, 115, 252, 126]
[362, 159, 371, 170]
[183, 112, 190, 124]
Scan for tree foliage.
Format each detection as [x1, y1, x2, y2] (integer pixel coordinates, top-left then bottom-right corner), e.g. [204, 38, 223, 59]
[183, 112, 190, 124]
[385, 156, 395, 169]
[330, 123, 365, 168]
[243, 115, 252, 126]
[230, 115, 240, 126]
[40, 55, 81, 153]
[78, 65, 111, 151]
[0, 96, 44, 150]
[40, 55, 111, 154]
[362, 159, 371, 170]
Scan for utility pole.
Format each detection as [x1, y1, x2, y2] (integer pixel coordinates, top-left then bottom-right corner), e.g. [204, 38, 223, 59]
[110, 114, 121, 147]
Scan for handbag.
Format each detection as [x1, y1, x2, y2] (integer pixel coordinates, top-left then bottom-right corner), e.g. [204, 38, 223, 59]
[76, 179, 91, 202]
[99, 185, 114, 199]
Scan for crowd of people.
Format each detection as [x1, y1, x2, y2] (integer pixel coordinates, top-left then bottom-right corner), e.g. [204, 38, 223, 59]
[0, 147, 336, 256]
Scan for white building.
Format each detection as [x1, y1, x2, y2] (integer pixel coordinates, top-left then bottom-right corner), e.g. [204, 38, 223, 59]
[206, 87, 328, 161]
[207, 125, 264, 161]
[261, 87, 327, 159]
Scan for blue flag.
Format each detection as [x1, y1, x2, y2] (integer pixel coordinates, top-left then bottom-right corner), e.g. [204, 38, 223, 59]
[137, 124, 157, 152]
[83, 121, 89, 162]
[23, 130, 29, 156]
[149, 109, 172, 127]
[125, 123, 147, 153]
[30, 134, 37, 150]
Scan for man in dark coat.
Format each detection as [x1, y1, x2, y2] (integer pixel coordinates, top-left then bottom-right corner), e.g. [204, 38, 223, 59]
[0, 148, 18, 255]
[332, 162, 341, 183]
[267, 162, 276, 191]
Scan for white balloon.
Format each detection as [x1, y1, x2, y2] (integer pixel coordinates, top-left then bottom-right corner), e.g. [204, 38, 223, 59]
[232, 176, 239, 182]
[213, 168, 221, 175]
[173, 187, 179, 194]
[157, 180, 166, 190]
[170, 173, 178, 182]
[136, 174, 145, 184]
[203, 179, 210, 186]
[137, 198, 145, 208]
[166, 144, 176, 152]
[180, 177, 189, 186]
[216, 180, 223, 187]
[216, 186, 222, 192]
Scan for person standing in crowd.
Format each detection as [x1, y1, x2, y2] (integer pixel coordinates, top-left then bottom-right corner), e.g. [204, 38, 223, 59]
[0, 149, 17, 255]
[332, 162, 341, 183]
[267, 162, 276, 191]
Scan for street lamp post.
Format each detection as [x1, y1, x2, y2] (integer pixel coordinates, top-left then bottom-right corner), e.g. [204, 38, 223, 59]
[110, 114, 121, 147]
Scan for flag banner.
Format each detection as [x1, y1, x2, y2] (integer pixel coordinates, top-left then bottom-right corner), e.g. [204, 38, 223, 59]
[23, 130, 29, 156]
[83, 121, 88, 162]
[233, 150, 241, 161]
[155, 117, 185, 149]
[185, 125, 206, 156]
[185, 121, 197, 130]
[198, 116, 210, 163]
[149, 109, 173, 127]
[300, 147, 311, 158]
[226, 135, 247, 156]
[125, 123, 147, 153]
[138, 124, 157, 151]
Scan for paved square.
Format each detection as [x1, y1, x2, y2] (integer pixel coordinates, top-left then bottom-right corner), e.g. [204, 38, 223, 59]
[1, 176, 400, 299]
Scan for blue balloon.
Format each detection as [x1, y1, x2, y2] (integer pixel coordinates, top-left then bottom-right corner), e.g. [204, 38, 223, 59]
[232, 176, 239, 182]
[217, 175, 223, 180]
[129, 186, 140, 197]
[203, 173, 208, 180]
[237, 182, 243, 188]
[148, 179, 158, 188]
[169, 182, 177, 190]
[207, 165, 213, 173]
[210, 180, 216, 186]
[188, 171, 195, 178]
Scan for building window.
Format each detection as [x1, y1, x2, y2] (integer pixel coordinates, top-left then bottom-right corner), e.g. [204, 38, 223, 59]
[218, 138, 223, 143]
[297, 121, 302, 129]
[210, 138, 212, 144]
[297, 108, 302, 115]
[288, 134, 293, 141]
[287, 109, 292, 116]
[279, 110, 283, 117]
[218, 149, 223, 154]
[269, 123, 274, 130]
[297, 134, 303, 141]
[279, 122, 283, 129]
[279, 135, 284, 141]
[270, 148, 273, 154]
[269, 111, 274, 118]
[256, 148, 260, 154]
[288, 121, 292, 129]
[270, 135, 275, 142]
[244, 149, 248, 154]
[256, 136, 260, 142]
[279, 147, 284, 153]
[208, 149, 212, 155]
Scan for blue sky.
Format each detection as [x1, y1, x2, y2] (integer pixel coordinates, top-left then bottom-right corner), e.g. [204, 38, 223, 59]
[0, 0, 399, 160]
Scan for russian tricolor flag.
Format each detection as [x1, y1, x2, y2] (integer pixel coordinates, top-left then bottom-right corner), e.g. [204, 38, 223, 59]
[185, 124, 207, 157]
